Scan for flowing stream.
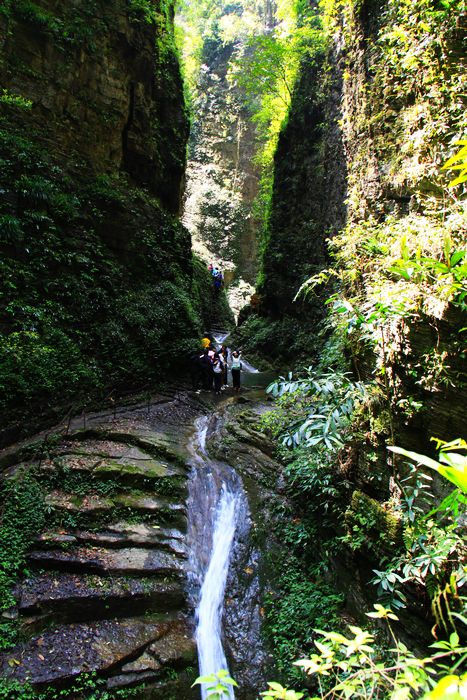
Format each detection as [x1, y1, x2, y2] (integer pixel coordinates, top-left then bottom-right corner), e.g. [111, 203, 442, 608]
[187, 414, 247, 699]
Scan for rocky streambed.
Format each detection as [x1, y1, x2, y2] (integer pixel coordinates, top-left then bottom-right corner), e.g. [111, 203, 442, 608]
[0, 388, 283, 699]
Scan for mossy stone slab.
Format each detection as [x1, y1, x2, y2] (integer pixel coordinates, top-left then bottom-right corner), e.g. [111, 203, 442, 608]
[113, 493, 185, 513]
[27, 546, 185, 576]
[53, 454, 102, 473]
[56, 439, 129, 458]
[45, 490, 114, 513]
[74, 524, 188, 556]
[94, 457, 179, 480]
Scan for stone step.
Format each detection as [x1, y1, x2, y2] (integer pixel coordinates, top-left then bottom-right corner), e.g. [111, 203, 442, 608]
[36, 523, 187, 556]
[65, 426, 190, 467]
[16, 573, 186, 623]
[0, 615, 195, 689]
[44, 490, 187, 528]
[55, 439, 136, 459]
[55, 448, 186, 479]
[27, 546, 186, 578]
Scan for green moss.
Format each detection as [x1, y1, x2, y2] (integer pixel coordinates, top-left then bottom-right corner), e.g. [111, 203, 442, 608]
[0, 468, 45, 650]
[230, 312, 325, 368]
[0, 125, 199, 435]
[344, 490, 403, 555]
[262, 541, 344, 686]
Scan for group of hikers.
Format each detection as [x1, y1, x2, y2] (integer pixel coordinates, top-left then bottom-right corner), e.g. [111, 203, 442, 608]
[208, 263, 224, 292]
[191, 334, 243, 395]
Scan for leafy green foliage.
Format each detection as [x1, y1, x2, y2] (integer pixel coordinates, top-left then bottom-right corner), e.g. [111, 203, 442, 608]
[267, 368, 364, 450]
[291, 606, 467, 699]
[192, 670, 238, 699]
[371, 440, 466, 626]
[0, 671, 145, 699]
[261, 682, 304, 699]
[442, 139, 467, 187]
[1, 0, 117, 50]
[388, 438, 467, 494]
[264, 566, 343, 684]
[0, 470, 45, 650]
[0, 125, 203, 432]
[0, 91, 32, 110]
[197, 612, 466, 698]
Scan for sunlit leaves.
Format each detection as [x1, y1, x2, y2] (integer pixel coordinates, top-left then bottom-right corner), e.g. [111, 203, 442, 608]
[286, 611, 467, 699]
[192, 669, 238, 699]
[261, 681, 304, 699]
[366, 603, 399, 621]
[0, 89, 32, 109]
[388, 442, 467, 494]
[424, 674, 467, 700]
[442, 140, 467, 188]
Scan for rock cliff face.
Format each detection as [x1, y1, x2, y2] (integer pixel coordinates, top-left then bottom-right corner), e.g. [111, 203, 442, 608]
[258, 0, 464, 332]
[258, 53, 347, 318]
[246, 0, 465, 639]
[180, 22, 263, 318]
[0, 0, 187, 211]
[0, 0, 202, 440]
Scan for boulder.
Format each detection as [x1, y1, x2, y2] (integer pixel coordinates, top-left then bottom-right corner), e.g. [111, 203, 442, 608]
[0, 616, 192, 687]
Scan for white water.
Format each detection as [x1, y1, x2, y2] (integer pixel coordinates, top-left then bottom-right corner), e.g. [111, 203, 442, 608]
[196, 486, 239, 699]
[188, 416, 243, 700]
[212, 331, 259, 374]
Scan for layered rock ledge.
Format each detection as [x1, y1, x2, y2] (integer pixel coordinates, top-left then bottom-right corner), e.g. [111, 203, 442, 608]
[0, 391, 205, 698]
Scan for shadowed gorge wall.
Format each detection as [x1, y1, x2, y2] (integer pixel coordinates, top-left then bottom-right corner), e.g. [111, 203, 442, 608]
[242, 0, 466, 659]
[243, 0, 465, 369]
[258, 51, 347, 318]
[0, 0, 200, 441]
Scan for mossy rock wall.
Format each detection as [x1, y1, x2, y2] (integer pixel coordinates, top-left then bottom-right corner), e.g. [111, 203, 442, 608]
[0, 0, 188, 211]
[258, 52, 347, 319]
[0, 0, 207, 441]
[253, 0, 464, 353]
[245, 0, 465, 645]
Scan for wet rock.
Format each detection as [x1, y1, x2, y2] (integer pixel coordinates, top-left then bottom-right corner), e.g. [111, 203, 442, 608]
[107, 671, 159, 688]
[149, 621, 197, 666]
[27, 546, 185, 577]
[66, 524, 187, 555]
[0, 616, 185, 686]
[0, 391, 205, 694]
[121, 652, 162, 673]
[16, 573, 185, 620]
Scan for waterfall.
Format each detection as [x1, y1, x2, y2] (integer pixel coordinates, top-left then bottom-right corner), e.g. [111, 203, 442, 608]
[197, 486, 239, 699]
[187, 416, 244, 700]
